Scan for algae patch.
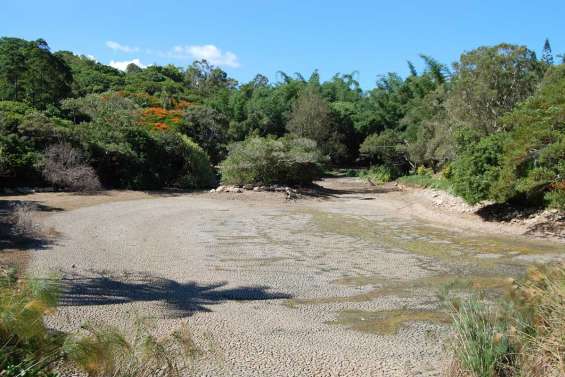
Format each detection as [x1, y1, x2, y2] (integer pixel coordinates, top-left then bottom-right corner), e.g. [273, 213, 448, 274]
[299, 208, 561, 263]
[285, 274, 512, 307]
[327, 309, 450, 335]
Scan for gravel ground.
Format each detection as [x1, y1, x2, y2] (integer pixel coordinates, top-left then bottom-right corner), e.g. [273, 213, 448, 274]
[27, 178, 564, 376]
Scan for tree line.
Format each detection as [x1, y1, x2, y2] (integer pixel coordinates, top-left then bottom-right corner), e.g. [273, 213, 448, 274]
[0, 36, 563, 209]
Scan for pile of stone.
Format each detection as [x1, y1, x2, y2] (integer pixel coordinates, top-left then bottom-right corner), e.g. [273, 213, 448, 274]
[209, 184, 299, 199]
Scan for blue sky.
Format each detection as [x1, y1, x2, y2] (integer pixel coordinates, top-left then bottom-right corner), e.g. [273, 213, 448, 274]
[1, 1, 564, 88]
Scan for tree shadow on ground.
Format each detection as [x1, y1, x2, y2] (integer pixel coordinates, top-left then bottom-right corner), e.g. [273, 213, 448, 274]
[299, 180, 399, 199]
[60, 271, 293, 318]
[475, 202, 541, 222]
[476, 202, 565, 239]
[0, 199, 62, 252]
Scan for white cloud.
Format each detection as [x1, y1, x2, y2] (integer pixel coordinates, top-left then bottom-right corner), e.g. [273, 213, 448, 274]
[106, 40, 139, 53]
[109, 58, 147, 71]
[105, 40, 240, 68]
[169, 44, 240, 67]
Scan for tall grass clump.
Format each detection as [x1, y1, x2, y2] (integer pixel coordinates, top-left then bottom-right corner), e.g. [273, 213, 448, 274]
[219, 136, 325, 185]
[64, 320, 200, 377]
[397, 170, 454, 193]
[358, 165, 395, 184]
[11, 202, 38, 236]
[450, 298, 514, 376]
[449, 263, 564, 377]
[0, 268, 206, 376]
[0, 268, 61, 377]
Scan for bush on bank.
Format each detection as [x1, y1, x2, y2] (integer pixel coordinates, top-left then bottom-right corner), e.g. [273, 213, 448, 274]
[219, 136, 325, 186]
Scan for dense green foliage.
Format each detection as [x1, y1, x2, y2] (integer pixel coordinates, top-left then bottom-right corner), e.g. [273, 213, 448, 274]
[358, 166, 395, 184]
[397, 172, 454, 193]
[56, 52, 124, 97]
[0, 35, 563, 205]
[0, 90, 215, 189]
[219, 136, 325, 185]
[0, 38, 72, 110]
[447, 44, 543, 135]
[494, 65, 565, 208]
[179, 105, 229, 164]
[359, 129, 407, 176]
[451, 133, 506, 204]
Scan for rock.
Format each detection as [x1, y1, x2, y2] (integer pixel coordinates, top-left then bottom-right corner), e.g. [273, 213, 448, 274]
[286, 191, 298, 200]
[253, 186, 261, 192]
[209, 188, 216, 193]
[216, 185, 226, 193]
[243, 184, 253, 190]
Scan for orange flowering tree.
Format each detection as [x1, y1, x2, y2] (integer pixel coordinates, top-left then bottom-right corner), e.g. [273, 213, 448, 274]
[138, 102, 190, 131]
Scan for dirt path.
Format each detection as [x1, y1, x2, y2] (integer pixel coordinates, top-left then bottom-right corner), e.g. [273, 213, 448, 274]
[24, 178, 563, 376]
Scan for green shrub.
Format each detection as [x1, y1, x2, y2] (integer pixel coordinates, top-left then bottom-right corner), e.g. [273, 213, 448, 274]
[450, 133, 506, 204]
[359, 129, 408, 175]
[179, 105, 229, 164]
[175, 135, 216, 188]
[359, 166, 394, 184]
[219, 136, 325, 185]
[397, 174, 453, 192]
[492, 65, 565, 209]
[0, 132, 42, 186]
[441, 164, 453, 179]
[0, 101, 34, 132]
[76, 124, 215, 189]
[61, 92, 140, 127]
[342, 168, 361, 177]
[545, 189, 565, 210]
[416, 165, 433, 176]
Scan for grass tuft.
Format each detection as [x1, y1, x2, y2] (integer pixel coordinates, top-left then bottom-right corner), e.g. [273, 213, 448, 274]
[449, 263, 564, 377]
[0, 268, 207, 377]
[397, 173, 454, 192]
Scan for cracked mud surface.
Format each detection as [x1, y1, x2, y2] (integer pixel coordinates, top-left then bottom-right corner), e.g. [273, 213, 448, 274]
[27, 178, 563, 376]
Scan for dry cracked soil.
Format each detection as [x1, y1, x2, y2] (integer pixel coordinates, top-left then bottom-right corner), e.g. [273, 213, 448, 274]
[21, 178, 564, 376]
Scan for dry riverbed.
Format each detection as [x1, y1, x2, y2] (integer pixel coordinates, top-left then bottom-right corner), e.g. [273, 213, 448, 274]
[2, 178, 563, 376]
